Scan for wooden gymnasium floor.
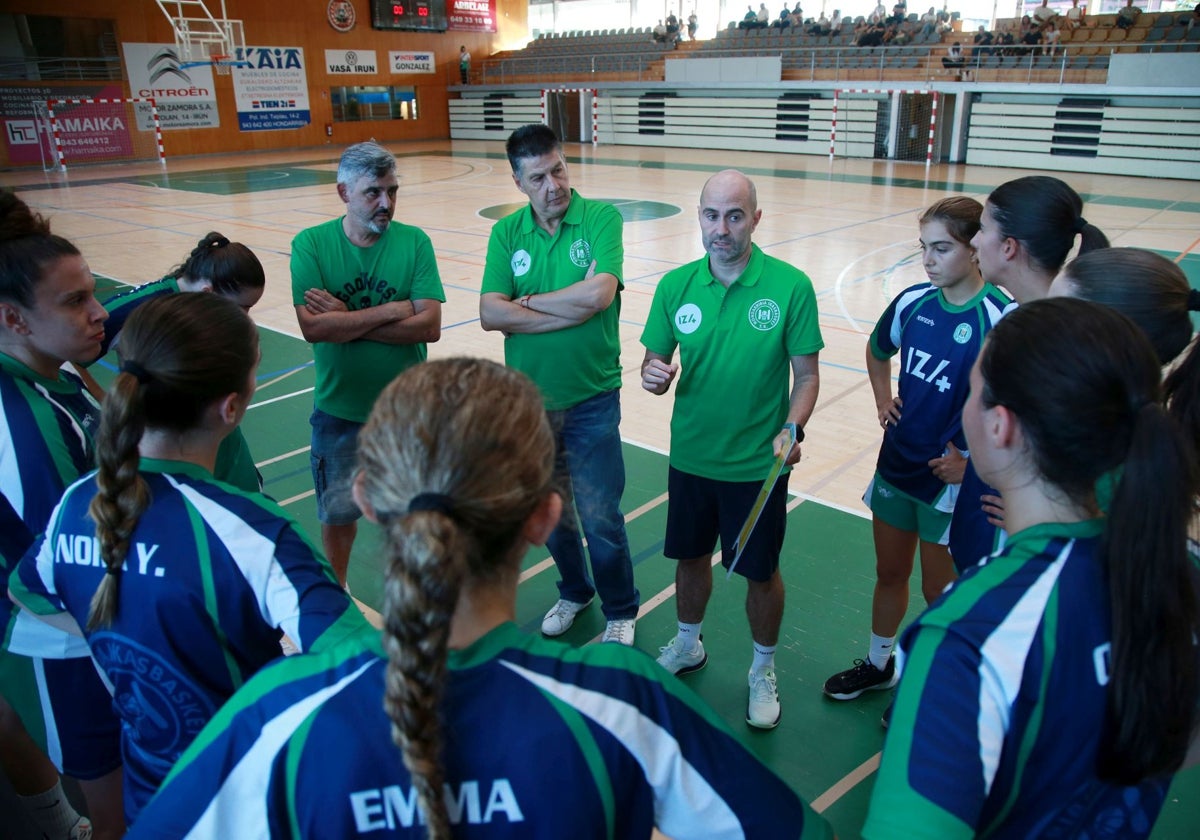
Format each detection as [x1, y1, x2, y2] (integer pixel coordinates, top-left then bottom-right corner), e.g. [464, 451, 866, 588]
[7, 143, 1200, 837]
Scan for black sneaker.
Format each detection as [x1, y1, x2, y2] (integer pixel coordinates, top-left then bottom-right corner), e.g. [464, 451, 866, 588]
[823, 656, 898, 700]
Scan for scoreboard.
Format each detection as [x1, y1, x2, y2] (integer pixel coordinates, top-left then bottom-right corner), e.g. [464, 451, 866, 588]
[370, 0, 448, 32]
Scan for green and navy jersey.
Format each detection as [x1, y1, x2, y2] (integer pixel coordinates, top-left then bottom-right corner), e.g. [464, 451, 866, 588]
[98, 276, 179, 357]
[865, 520, 1173, 839]
[641, 245, 824, 482]
[0, 353, 100, 655]
[869, 282, 1009, 505]
[291, 218, 445, 424]
[10, 457, 370, 821]
[948, 461, 1004, 571]
[131, 623, 832, 840]
[481, 190, 624, 411]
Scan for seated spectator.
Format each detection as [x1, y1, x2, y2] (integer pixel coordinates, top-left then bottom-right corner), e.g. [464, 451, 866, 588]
[935, 8, 951, 32]
[870, 2, 888, 24]
[739, 5, 758, 28]
[1032, 0, 1058, 30]
[920, 6, 938, 34]
[859, 22, 886, 46]
[653, 19, 668, 42]
[973, 25, 994, 56]
[758, 2, 771, 26]
[1021, 22, 1042, 55]
[889, 1, 907, 25]
[1188, 3, 1200, 30]
[127, 359, 837, 840]
[666, 13, 681, 40]
[891, 26, 911, 46]
[998, 25, 1016, 55]
[1116, 0, 1142, 30]
[1064, 0, 1088, 30]
[773, 6, 792, 28]
[810, 12, 830, 34]
[1043, 20, 1061, 55]
[830, 8, 843, 34]
[942, 41, 965, 67]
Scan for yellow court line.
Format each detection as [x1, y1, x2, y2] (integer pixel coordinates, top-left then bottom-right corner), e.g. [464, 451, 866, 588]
[811, 752, 882, 814]
[1175, 235, 1200, 263]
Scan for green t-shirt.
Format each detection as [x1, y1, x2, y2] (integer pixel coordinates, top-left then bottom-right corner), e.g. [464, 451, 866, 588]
[291, 217, 444, 423]
[481, 190, 623, 411]
[641, 245, 824, 482]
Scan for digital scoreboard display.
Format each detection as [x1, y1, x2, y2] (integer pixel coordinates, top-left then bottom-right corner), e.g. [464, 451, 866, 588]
[371, 0, 448, 32]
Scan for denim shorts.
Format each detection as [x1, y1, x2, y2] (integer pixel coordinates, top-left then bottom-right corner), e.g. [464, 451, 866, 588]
[664, 467, 789, 583]
[309, 409, 363, 525]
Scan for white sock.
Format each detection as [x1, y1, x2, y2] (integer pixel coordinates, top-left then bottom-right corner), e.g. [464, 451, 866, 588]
[751, 642, 776, 674]
[675, 621, 702, 652]
[869, 633, 895, 670]
[19, 779, 83, 839]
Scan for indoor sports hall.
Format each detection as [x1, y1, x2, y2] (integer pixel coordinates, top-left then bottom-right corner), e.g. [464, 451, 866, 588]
[2, 1, 1199, 837]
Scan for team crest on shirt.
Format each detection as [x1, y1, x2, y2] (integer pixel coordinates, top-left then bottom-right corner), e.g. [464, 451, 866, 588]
[568, 239, 591, 268]
[89, 634, 216, 756]
[953, 323, 973, 344]
[511, 249, 532, 277]
[674, 303, 702, 335]
[748, 299, 781, 331]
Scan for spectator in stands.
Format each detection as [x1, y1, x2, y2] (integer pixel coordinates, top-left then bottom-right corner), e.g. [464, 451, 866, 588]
[773, 6, 792, 28]
[942, 41, 965, 67]
[1043, 20, 1061, 55]
[1064, 0, 1088, 30]
[1116, 0, 1142, 30]
[998, 24, 1016, 55]
[859, 21, 887, 46]
[688, 11, 699, 39]
[1032, 0, 1058, 30]
[758, 3, 771, 27]
[973, 25, 994, 57]
[812, 11, 830, 34]
[870, 2, 888, 25]
[654, 19, 669, 42]
[458, 46, 470, 84]
[936, 8, 951, 32]
[830, 9, 843, 34]
[920, 6, 938, 35]
[740, 5, 758, 29]
[1189, 4, 1200, 32]
[891, 24, 912, 46]
[890, 1, 908, 25]
[666, 13, 682, 42]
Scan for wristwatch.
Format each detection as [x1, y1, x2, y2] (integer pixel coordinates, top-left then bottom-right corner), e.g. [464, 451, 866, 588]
[783, 422, 805, 443]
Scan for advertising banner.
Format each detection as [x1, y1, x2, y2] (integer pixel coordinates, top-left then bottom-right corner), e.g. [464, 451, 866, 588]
[0, 83, 125, 165]
[447, 0, 497, 32]
[122, 43, 219, 129]
[325, 49, 379, 74]
[232, 46, 310, 131]
[389, 51, 436, 74]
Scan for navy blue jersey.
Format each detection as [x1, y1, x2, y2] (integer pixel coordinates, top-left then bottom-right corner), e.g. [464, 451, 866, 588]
[11, 458, 369, 820]
[948, 460, 1004, 572]
[869, 282, 1009, 505]
[132, 623, 832, 839]
[865, 520, 1173, 838]
[98, 276, 178, 357]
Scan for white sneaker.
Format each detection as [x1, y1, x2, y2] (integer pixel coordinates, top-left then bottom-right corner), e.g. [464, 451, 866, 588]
[747, 668, 781, 729]
[541, 598, 593, 636]
[656, 637, 707, 675]
[601, 618, 636, 646]
[70, 816, 94, 840]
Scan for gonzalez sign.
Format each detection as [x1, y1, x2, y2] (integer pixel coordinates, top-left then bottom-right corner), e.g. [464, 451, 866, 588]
[389, 52, 436, 74]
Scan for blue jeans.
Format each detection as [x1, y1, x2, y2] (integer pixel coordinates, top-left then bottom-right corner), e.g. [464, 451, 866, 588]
[545, 389, 639, 621]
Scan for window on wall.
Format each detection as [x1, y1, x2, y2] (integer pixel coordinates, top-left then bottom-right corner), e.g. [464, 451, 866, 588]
[331, 86, 419, 122]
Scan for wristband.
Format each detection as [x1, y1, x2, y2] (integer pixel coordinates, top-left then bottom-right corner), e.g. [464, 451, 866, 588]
[782, 422, 805, 443]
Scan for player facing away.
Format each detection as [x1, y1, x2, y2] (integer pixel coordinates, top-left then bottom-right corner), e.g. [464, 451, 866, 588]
[129, 358, 834, 840]
[641, 170, 823, 729]
[864, 298, 1199, 838]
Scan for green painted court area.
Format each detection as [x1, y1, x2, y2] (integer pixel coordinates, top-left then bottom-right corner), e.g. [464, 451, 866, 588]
[89, 273, 1199, 838]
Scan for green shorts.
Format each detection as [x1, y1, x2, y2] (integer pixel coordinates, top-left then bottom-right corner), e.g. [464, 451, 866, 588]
[865, 472, 952, 545]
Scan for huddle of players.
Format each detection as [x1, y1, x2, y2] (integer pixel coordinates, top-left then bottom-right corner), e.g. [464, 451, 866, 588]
[1, 127, 1196, 837]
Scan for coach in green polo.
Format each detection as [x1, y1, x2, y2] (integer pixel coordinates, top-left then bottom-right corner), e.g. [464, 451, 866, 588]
[479, 124, 639, 647]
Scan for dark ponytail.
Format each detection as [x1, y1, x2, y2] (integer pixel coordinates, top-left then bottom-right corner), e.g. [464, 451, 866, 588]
[988, 176, 1109, 273]
[86, 294, 258, 629]
[980, 298, 1197, 784]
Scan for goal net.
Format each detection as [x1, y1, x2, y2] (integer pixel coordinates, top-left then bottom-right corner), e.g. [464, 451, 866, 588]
[34, 98, 165, 172]
[830, 89, 939, 165]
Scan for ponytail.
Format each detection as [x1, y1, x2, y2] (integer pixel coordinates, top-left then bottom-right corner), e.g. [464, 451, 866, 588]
[1100, 401, 1198, 782]
[86, 369, 150, 629]
[381, 510, 466, 840]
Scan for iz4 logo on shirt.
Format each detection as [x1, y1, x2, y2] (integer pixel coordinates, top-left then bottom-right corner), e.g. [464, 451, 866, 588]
[904, 347, 952, 393]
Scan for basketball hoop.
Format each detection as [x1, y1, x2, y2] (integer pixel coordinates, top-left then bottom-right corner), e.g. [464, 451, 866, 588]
[212, 54, 232, 75]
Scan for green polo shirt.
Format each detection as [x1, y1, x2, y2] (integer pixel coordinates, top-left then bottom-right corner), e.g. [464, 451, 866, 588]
[481, 190, 623, 411]
[291, 217, 444, 424]
[641, 245, 824, 482]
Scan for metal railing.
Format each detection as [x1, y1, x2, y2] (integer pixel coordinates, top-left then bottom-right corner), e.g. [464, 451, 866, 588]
[0, 56, 124, 82]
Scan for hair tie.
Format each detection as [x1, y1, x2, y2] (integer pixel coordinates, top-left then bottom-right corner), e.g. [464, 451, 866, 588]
[104, 566, 121, 576]
[1188, 289, 1200, 312]
[408, 493, 456, 517]
[208, 234, 230, 248]
[121, 360, 152, 385]
[1074, 216, 1088, 234]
